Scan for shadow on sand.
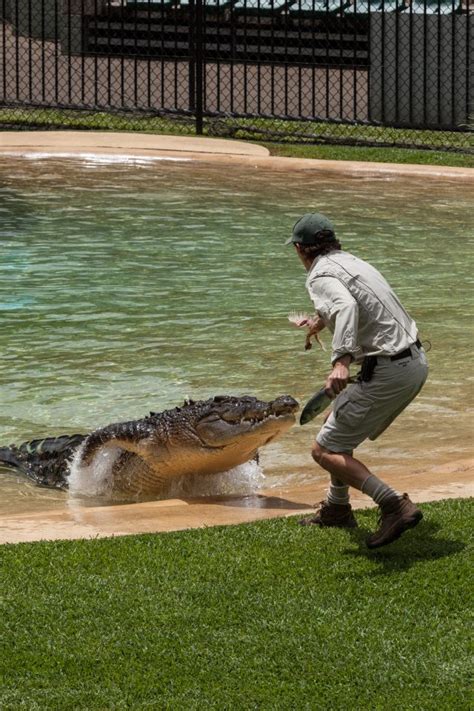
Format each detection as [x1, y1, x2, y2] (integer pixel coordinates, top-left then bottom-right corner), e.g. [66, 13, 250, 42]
[186, 493, 313, 512]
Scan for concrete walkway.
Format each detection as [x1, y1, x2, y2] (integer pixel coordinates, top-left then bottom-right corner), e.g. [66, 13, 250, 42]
[1, 131, 473, 179]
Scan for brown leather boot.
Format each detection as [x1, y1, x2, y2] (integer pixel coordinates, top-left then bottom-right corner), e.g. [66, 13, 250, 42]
[299, 500, 358, 528]
[367, 493, 423, 549]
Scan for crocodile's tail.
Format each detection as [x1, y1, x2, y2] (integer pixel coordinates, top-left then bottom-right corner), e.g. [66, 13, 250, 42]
[0, 446, 20, 468]
[0, 434, 86, 489]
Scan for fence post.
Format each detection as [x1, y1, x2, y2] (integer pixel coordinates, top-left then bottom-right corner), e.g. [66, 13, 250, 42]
[189, 0, 196, 113]
[194, 0, 204, 135]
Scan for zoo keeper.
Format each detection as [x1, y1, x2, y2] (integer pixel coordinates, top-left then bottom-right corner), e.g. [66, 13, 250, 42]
[288, 212, 428, 548]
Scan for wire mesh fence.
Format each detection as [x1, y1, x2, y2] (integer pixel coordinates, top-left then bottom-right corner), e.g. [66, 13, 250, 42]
[1, 0, 472, 151]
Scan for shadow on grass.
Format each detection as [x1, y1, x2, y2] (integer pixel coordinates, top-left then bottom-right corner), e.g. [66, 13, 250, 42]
[342, 519, 466, 575]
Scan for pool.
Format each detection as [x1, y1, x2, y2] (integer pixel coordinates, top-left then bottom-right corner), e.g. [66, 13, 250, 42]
[1, 154, 472, 517]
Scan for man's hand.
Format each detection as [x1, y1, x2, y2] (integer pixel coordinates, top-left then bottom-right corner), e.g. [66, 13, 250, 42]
[325, 355, 351, 399]
[305, 316, 326, 351]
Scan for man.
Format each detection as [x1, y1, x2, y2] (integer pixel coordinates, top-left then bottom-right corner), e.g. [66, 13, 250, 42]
[288, 212, 428, 548]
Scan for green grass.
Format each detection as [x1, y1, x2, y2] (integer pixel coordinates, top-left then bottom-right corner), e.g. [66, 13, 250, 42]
[0, 107, 193, 136]
[218, 115, 473, 152]
[1, 107, 473, 167]
[0, 498, 472, 710]
[265, 142, 474, 168]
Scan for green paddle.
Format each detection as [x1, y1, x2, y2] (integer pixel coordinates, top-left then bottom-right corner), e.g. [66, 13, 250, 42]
[300, 378, 357, 425]
[299, 387, 331, 425]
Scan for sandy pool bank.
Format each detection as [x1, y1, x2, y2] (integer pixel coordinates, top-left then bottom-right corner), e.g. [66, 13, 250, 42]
[0, 457, 472, 544]
[1, 130, 473, 179]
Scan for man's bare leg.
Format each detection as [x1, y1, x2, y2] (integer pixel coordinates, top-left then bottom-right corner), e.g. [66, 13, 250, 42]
[311, 442, 401, 507]
[303, 442, 423, 547]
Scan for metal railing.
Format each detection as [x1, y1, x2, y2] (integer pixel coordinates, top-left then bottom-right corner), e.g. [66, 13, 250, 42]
[0, 0, 472, 151]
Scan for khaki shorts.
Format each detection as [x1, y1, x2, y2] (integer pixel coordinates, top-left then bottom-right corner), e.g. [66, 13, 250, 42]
[316, 345, 428, 454]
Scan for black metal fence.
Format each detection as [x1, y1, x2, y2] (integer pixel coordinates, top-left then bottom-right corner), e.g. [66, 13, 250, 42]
[1, 0, 472, 151]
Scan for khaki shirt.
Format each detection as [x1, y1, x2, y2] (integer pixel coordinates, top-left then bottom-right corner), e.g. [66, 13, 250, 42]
[305, 251, 418, 364]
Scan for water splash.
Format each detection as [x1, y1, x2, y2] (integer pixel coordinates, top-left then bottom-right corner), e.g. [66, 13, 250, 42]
[67, 443, 265, 501]
[166, 460, 265, 499]
[68, 444, 122, 498]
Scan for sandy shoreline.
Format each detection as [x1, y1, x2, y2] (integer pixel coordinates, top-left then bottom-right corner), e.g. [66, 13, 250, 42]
[0, 457, 472, 545]
[1, 131, 473, 180]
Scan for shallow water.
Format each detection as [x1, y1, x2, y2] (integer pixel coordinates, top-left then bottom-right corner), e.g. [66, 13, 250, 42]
[1, 156, 472, 515]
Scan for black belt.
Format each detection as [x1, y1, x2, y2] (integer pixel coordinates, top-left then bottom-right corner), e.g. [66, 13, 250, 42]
[359, 340, 422, 382]
[390, 339, 422, 361]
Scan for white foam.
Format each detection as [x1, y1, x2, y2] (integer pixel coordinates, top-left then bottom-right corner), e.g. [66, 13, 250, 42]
[2, 151, 192, 164]
[67, 442, 265, 502]
[68, 443, 122, 497]
[167, 459, 265, 499]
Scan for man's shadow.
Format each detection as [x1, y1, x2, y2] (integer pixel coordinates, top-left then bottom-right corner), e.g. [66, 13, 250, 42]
[340, 516, 466, 576]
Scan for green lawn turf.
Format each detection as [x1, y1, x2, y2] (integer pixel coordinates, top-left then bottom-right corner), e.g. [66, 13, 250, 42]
[1, 107, 473, 168]
[265, 142, 474, 168]
[0, 498, 472, 710]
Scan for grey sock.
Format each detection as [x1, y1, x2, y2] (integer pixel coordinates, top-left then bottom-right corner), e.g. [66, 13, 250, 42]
[327, 475, 350, 505]
[361, 474, 401, 508]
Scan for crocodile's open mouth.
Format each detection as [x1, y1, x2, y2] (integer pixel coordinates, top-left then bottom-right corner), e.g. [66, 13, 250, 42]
[195, 395, 299, 448]
[221, 409, 297, 426]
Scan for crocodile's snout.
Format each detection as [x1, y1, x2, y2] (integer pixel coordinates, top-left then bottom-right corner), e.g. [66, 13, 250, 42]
[271, 395, 299, 415]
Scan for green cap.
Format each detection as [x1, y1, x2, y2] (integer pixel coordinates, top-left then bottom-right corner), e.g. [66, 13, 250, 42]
[285, 212, 335, 245]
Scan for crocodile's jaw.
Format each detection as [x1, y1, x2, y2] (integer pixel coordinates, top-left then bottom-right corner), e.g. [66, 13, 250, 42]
[136, 411, 296, 479]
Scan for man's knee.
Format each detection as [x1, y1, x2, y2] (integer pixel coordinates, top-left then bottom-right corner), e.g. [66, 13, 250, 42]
[312, 442, 330, 466]
[312, 442, 352, 468]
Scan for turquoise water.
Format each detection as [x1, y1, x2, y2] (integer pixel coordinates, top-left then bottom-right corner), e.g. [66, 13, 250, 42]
[1, 156, 472, 512]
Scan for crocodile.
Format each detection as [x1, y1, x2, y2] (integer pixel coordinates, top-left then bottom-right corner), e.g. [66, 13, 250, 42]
[0, 394, 298, 497]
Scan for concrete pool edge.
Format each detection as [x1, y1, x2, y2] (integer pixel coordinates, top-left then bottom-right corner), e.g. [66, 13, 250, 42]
[1, 131, 473, 179]
[1, 457, 472, 544]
